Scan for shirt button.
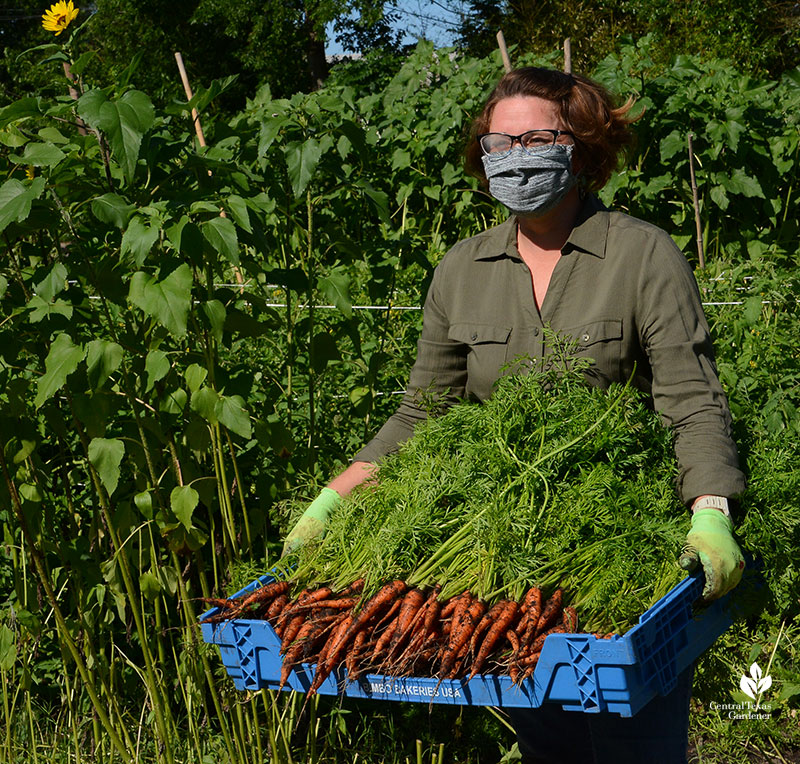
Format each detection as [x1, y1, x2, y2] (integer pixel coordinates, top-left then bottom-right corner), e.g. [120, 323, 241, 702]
[533, 327, 540, 336]
[471, 332, 478, 341]
[582, 333, 590, 342]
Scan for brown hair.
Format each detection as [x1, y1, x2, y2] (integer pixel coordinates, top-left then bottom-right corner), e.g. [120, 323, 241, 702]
[464, 67, 639, 193]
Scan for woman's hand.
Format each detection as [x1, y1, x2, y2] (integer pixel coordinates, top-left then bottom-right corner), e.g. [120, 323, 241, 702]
[281, 461, 377, 556]
[679, 506, 745, 601]
[281, 487, 341, 556]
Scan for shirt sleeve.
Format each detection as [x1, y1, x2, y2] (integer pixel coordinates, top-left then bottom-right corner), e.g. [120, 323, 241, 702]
[636, 229, 746, 505]
[353, 258, 467, 464]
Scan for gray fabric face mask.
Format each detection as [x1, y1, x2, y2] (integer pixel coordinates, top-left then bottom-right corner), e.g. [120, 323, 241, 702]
[481, 144, 577, 216]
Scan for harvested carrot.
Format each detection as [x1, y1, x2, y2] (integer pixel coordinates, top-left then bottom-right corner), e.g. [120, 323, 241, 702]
[234, 580, 290, 611]
[401, 586, 441, 659]
[308, 614, 354, 695]
[520, 586, 542, 614]
[373, 596, 403, 631]
[347, 581, 406, 637]
[420, 586, 442, 631]
[371, 612, 401, 663]
[535, 589, 563, 635]
[324, 580, 407, 678]
[387, 588, 426, 660]
[275, 588, 311, 627]
[294, 597, 358, 612]
[198, 612, 231, 625]
[346, 630, 368, 681]
[267, 593, 289, 621]
[441, 598, 486, 678]
[296, 585, 333, 607]
[529, 624, 566, 655]
[280, 613, 309, 654]
[200, 597, 235, 610]
[469, 601, 505, 656]
[450, 591, 473, 625]
[302, 618, 340, 663]
[277, 586, 333, 625]
[354, 580, 408, 628]
[468, 600, 519, 679]
[440, 590, 469, 619]
[506, 629, 520, 654]
[521, 652, 541, 681]
[519, 649, 542, 668]
[278, 619, 318, 691]
[518, 587, 543, 641]
[316, 614, 350, 667]
[339, 578, 366, 597]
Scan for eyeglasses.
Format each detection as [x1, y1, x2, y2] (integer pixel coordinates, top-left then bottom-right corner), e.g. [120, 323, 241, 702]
[478, 129, 575, 157]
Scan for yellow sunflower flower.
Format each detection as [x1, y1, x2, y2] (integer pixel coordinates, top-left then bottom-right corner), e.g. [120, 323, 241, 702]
[25, 166, 36, 180]
[42, 1, 79, 36]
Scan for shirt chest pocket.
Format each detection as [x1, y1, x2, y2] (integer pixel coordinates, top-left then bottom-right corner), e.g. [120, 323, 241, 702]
[563, 318, 623, 383]
[448, 323, 512, 400]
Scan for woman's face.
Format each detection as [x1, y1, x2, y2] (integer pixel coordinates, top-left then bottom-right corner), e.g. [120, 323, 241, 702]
[487, 95, 581, 177]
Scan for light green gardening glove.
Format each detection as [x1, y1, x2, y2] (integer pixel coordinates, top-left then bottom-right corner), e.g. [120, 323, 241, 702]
[281, 487, 341, 557]
[679, 508, 745, 601]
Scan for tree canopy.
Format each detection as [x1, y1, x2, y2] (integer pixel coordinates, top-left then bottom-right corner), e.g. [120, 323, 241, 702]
[2, 0, 797, 109]
[453, 0, 800, 79]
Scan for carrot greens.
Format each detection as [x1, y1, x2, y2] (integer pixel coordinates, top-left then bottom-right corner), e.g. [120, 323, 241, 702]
[282, 361, 688, 634]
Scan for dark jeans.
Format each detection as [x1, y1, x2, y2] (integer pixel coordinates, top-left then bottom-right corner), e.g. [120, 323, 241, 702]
[507, 667, 693, 764]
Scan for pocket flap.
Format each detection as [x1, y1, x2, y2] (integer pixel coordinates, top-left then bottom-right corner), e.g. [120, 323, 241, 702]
[568, 319, 622, 347]
[448, 323, 511, 345]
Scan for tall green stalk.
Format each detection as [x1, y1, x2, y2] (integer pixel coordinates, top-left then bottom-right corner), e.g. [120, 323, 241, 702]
[67, 413, 176, 764]
[0, 448, 134, 764]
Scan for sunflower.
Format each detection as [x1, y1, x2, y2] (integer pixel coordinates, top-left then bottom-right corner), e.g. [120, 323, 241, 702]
[25, 166, 36, 180]
[42, 1, 79, 36]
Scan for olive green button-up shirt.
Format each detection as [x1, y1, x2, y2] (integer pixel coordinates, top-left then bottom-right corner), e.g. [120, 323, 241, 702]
[355, 195, 745, 505]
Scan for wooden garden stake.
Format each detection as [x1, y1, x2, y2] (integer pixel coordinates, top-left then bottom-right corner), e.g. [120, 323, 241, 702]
[174, 52, 207, 147]
[174, 52, 244, 287]
[687, 133, 705, 268]
[497, 30, 512, 73]
[564, 38, 572, 74]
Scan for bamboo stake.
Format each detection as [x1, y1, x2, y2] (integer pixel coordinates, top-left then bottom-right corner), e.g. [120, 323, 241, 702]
[496, 30, 512, 73]
[175, 52, 245, 288]
[564, 38, 572, 74]
[687, 133, 705, 268]
[174, 51, 207, 147]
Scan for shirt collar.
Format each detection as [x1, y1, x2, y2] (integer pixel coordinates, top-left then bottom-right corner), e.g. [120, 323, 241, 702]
[473, 194, 610, 262]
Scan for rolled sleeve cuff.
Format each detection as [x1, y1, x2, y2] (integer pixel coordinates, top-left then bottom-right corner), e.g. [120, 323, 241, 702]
[678, 460, 746, 506]
[352, 421, 413, 464]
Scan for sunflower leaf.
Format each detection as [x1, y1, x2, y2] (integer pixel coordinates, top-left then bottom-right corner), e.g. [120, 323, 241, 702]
[77, 89, 155, 184]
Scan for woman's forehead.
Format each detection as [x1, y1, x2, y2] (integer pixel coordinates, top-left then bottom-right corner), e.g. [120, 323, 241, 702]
[489, 96, 563, 131]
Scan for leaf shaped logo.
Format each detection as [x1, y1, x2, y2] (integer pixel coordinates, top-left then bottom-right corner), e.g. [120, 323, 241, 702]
[740, 674, 758, 699]
[740, 662, 772, 700]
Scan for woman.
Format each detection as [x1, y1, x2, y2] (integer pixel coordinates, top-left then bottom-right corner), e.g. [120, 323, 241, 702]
[283, 67, 745, 763]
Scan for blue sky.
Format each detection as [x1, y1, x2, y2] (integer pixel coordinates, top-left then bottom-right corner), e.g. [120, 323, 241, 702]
[326, 1, 463, 56]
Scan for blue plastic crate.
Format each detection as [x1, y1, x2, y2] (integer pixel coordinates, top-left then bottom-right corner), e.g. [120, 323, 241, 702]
[200, 570, 735, 717]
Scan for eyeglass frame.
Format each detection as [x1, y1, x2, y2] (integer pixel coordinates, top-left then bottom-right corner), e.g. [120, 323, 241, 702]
[477, 129, 576, 157]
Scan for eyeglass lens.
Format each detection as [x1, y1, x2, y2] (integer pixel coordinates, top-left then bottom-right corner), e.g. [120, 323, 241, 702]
[480, 130, 572, 154]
